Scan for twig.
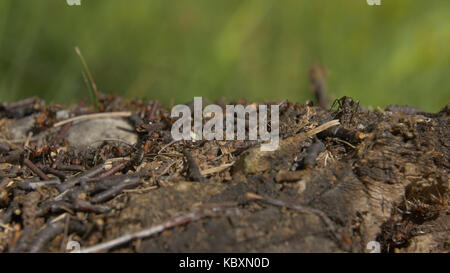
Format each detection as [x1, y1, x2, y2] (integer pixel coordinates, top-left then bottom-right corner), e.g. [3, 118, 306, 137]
[53, 112, 132, 127]
[309, 63, 329, 108]
[81, 70, 93, 108]
[72, 199, 111, 214]
[79, 164, 109, 179]
[29, 221, 64, 253]
[97, 161, 128, 178]
[306, 120, 340, 137]
[0, 137, 40, 144]
[75, 46, 99, 110]
[5, 97, 38, 110]
[183, 150, 206, 182]
[55, 164, 110, 193]
[79, 209, 215, 253]
[91, 176, 141, 203]
[42, 166, 67, 180]
[149, 100, 159, 120]
[123, 186, 158, 194]
[60, 215, 70, 252]
[317, 124, 369, 143]
[16, 179, 61, 191]
[79, 174, 137, 195]
[29, 220, 87, 253]
[332, 138, 356, 149]
[55, 164, 84, 172]
[53, 121, 73, 145]
[200, 162, 234, 176]
[158, 140, 179, 154]
[104, 157, 132, 164]
[24, 132, 33, 148]
[155, 160, 179, 177]
[23, 158, 50, 180]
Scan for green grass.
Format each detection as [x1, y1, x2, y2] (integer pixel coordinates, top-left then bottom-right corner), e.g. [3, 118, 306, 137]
[0, 0, 449, 111]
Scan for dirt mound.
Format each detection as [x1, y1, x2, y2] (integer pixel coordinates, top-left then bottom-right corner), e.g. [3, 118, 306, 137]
[0, 95, 448, 253]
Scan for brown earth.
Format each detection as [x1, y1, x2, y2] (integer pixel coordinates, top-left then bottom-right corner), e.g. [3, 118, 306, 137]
[0, 95, 448, 253]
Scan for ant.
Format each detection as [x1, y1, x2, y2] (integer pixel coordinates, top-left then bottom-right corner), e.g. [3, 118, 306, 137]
[330, 96, 361, 126]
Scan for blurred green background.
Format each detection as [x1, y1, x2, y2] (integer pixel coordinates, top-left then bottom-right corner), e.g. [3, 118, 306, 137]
[0, 0, 449, 111]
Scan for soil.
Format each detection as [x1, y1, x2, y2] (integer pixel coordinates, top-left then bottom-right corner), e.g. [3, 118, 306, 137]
[0, 95, 448, 253]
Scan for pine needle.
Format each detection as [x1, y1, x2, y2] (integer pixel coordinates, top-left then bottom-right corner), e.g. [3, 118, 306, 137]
[75, 46, 99, 111]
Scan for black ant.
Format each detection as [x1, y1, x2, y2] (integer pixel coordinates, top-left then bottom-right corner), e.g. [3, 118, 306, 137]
[331, 96, 360, 126]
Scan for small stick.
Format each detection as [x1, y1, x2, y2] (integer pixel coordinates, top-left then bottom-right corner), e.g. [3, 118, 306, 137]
[53, 190, 70, 202]
[155, 159, 179, 177]
[0, 137, 40, 144]
[42, 166, 67, 180]
[200, 162, 234, 176]
[78, 164, 108, 179]
[57, 173, 133, 195]
[148, 100, 159, 120]
[53, 121, 73, 145]
[123, 186, 158, 194]
[56, 178, 83, 193]
[60, 215, 70, 252]
[16, 179, 61, 191]
[332, 138, 356, 149]
[79, 209, 212, 253]
[75, 46, 99, 110]
[53, 112, 132, 127]
[306, 120, 340, 137]
[309, 63, 329, 108]
[183, 150, 206, 182]
[97, 161, 128, 178]
[23, 158, 50, 180]
[5, 97, 38, 110]
[72, 199, 111, 214]
[24, 132, 33, 147]
[12, 226, 34, 252]
[29, 220, 87, 253]
[81, 174, 133, 194]
[29, 221, 64, 253]
[317, 124, 367, 143]
[91, 176, 141, 203]
[55, 164, 84, 172]
[158, 140, 179, 154]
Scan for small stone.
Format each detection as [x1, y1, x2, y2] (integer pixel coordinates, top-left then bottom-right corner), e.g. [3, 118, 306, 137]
[65, 117, 137, 149]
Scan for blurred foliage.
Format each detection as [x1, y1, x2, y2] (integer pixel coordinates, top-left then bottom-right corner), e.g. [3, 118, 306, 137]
[0, 0, 449, 111]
